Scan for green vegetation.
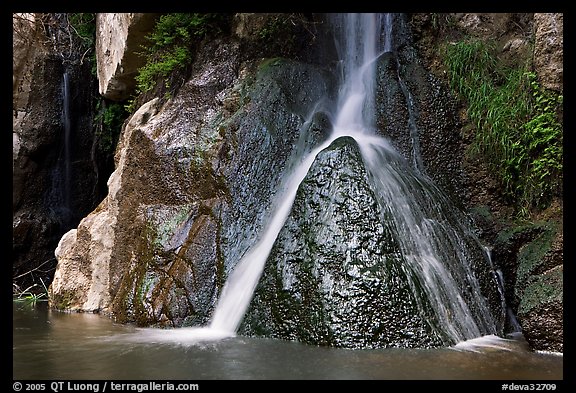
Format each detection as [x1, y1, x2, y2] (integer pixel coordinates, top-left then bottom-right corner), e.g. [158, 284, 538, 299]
[68, 13, 95, 49]
[13, 282, 48, 306]
[135, 13, 231, 95]
[443, 40, 563, 216]
[515, 221, 558, 287]
[94, 100, 127, 156]
[517, 266, 562, 315]
[48, 291, 75, 310]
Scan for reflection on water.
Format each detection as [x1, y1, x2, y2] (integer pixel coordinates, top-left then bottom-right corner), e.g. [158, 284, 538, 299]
[13, 302, 563, 380]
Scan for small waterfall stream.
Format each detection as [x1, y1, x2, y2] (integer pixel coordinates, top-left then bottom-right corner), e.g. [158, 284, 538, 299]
[50, 69, 74, 229]
[62, 71, 72, 221]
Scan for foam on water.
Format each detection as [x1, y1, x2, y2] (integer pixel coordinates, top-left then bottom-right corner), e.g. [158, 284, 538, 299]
[450, 334, 526, 353]
[116, 327, 235, 346]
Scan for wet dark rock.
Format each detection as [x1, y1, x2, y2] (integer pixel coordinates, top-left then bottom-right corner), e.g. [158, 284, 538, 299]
[375, 33, 464, 207]
[219, 58, 336, 273]
[492, 220, 563, 351]
[240, 137, 444, 348]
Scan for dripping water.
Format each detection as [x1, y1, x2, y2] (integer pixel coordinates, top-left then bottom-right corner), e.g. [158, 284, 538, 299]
[383, 13, 393, 53]
[485, 246, 522, 333]
[385, 14, 425, 174]
[62, 71, 72, 215]
[54, 69, 73, 229]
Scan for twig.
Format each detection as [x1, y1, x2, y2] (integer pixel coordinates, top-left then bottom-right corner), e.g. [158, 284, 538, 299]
[13, 258, 56, 280]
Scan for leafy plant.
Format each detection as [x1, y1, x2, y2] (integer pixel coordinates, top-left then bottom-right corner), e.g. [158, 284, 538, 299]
[519, 73, 563, 210]
[135, 13, 231, 94]
[443, 40, 563, 216]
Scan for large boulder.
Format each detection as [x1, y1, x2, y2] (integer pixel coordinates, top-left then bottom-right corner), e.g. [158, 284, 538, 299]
[241, 135, 504, 349]
[240, 137, 444, 348]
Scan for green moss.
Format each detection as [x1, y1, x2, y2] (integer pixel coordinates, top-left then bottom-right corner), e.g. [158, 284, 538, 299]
[495, 221, 543, 247]
[189, 126, 222, 169]
[154, 206, 195, 247]
[517, 266, 563, 315]
[50, 290, 76, 310]
[258, 57, 284, 72]
[469, 205, 493, 220]
[111, 222, 159, 325]
[516, 222, 558, 288]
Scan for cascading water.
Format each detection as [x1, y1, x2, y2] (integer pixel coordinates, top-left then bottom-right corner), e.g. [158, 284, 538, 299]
[177, 13, 502, 345]
[315, 13, 497, 343]
[50, 69, 74, 229]
[62, 71, 72, 220]
[208, 14, 385, 335]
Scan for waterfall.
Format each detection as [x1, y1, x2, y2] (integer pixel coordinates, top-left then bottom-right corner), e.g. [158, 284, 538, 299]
[325, 13, 496, 342]
[54, 69, 73, 229]
[62, 71, 72, 214]
[209, 14, 382, 333]
[383, 13, 393, 53]
[487, 246, 522, 333]
[192, 13, 499, 344]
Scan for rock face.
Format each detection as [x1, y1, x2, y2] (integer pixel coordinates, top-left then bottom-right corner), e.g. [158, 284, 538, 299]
[533, 13, 563, 92]
[233, 13, 282, 39]
[493, 218, 563, 353]
[374, 15, 464, 205]
[13, 13, 58, 292]
[13, 14, 44, 115]
[49, 14, 332, 323]
[50, 35, 239, 319]
[96, 13, 161, 101]
[50, 26, 335, 324]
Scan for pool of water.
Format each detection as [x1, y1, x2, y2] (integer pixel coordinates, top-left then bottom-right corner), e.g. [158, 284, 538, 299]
[13, 301, 563, 381]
